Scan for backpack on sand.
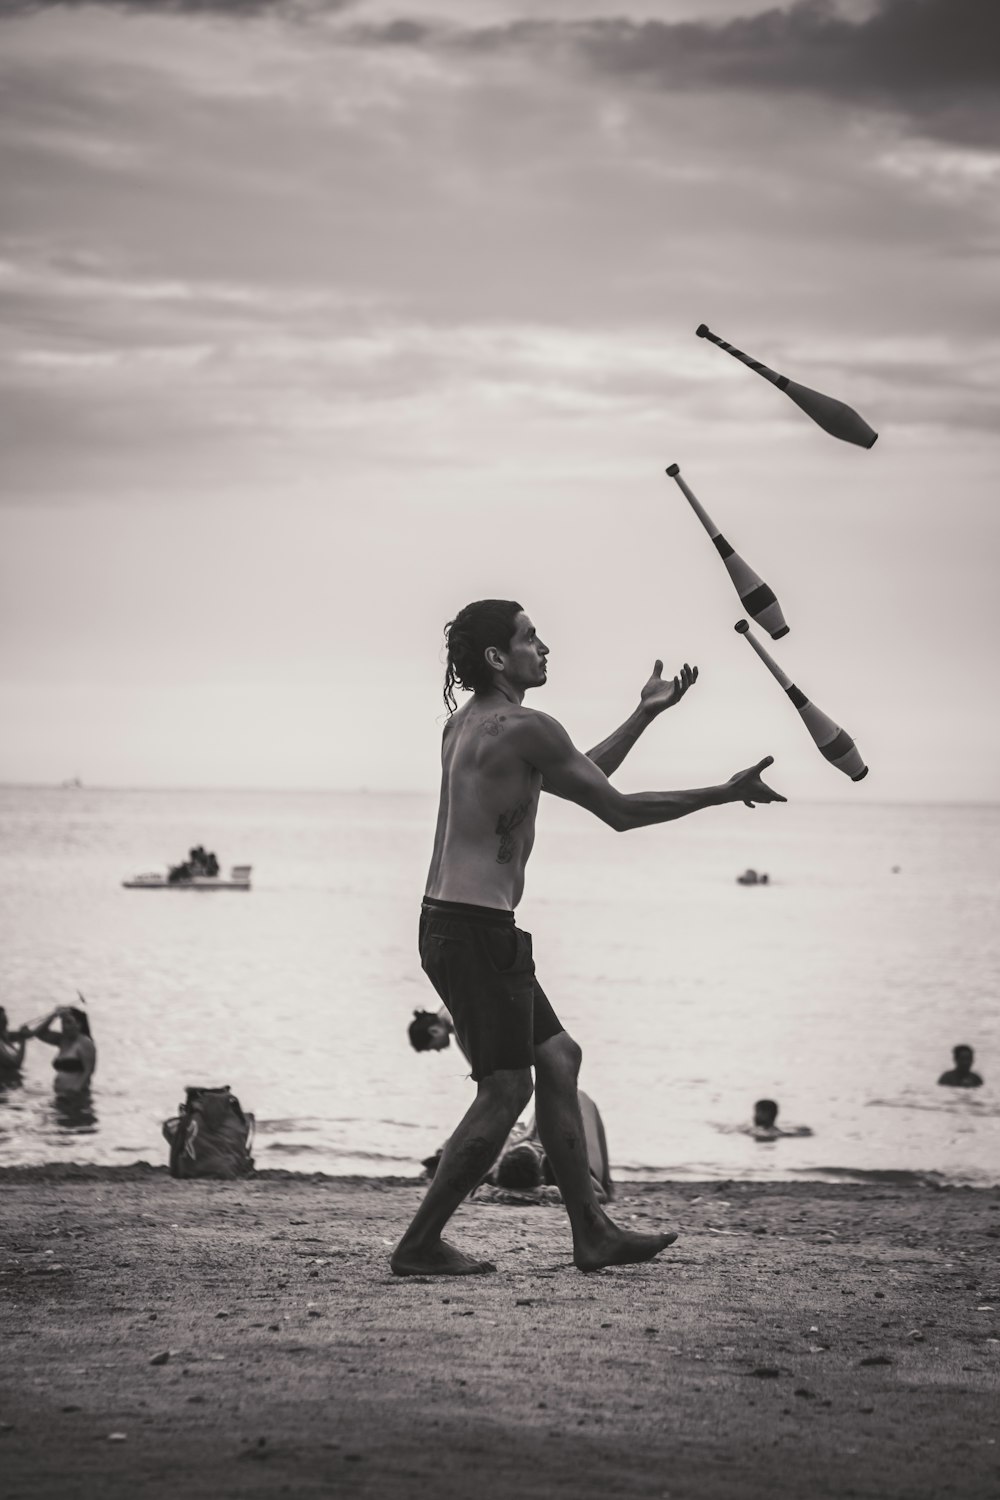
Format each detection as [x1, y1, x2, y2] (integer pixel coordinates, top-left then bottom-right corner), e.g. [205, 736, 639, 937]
[162, 1085, 255, 1179]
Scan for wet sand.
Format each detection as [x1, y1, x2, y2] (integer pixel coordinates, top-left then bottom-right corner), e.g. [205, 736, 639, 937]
[1, 1167, 999, 1499]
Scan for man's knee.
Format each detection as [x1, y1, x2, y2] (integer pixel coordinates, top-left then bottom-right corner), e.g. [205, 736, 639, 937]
[478, 1068, 534, 1119]
[536, 1031, 582, 1085]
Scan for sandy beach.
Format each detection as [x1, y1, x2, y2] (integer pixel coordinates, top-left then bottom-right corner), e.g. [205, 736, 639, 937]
[1, 1167, 998, 1500]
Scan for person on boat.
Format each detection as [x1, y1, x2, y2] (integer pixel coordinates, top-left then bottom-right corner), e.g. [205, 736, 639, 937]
[938, 1044, 983, 1089]
[0, 1006, 28, 1075]
[391, 598, 785, 1278]
[28, 1006, 96, 1095]
[190, 846, 218, 876]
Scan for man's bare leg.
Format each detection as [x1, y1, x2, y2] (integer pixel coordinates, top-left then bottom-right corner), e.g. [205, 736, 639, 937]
[533, 1033, 677, 1271]
[390, 1068, 533, 1276]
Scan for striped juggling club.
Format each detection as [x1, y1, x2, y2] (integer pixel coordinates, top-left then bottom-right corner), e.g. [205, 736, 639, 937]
[696, 324, 877, 450]
[735, 620, 868, 782]
[666, 463, 788, 640]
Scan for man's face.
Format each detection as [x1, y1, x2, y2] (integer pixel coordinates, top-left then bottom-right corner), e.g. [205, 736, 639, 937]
[426, 1021, 451, 1051]
[501, 612, 549, 691]
[954, 1047, 973, 1071]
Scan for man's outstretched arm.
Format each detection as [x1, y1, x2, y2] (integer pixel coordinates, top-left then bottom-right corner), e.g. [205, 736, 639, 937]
[521, 712, 785, 831]
[545, 661, 698, 797]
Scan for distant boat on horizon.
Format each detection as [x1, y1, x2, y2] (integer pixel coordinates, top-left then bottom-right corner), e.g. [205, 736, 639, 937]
[60, 777, 83, 790]
[123, 864, 252, 891]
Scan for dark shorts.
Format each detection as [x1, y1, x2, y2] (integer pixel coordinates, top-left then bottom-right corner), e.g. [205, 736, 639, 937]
[419, 897, 564, 1082]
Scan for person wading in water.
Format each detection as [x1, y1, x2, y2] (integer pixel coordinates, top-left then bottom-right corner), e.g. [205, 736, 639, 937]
[391, 600, 785, 1277]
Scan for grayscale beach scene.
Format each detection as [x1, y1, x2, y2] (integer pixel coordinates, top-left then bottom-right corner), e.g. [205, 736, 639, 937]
[2, 0, 998, 1496]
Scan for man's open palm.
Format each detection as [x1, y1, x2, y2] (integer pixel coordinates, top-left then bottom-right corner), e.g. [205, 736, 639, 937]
[640, 660, 699, 715]
[728, 756, 787, 808]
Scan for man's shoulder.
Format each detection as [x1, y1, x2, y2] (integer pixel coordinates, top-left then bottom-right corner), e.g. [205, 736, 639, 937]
[500, 704, 566, 736]
[453, 700, 569, 739]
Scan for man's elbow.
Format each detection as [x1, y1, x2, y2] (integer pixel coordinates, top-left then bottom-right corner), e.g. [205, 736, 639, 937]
[602, 803, 632, 833]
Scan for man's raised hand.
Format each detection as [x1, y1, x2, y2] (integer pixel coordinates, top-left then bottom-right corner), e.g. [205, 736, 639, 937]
[727, 756, 787, 809]
[640, 660, 699, 717]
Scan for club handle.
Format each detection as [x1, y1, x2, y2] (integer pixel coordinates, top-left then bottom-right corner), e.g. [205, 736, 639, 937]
[735, 619, 793, 691]
[665, 463, 718, 538]
[697, 324, 786, 389]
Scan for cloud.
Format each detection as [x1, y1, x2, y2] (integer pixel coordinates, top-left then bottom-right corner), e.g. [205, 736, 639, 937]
[351, 0, 1000, 148]
[1, 0, 998, 507]
[5, 1, 996, 146]
[0, 0, 348, 15]
[579, 0, 999, 140]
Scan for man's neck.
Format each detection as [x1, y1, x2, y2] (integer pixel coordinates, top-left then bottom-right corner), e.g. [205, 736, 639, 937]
[479, 681, 524, 708]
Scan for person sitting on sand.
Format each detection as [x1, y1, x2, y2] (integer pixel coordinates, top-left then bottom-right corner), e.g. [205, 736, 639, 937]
[937, 1044, 983, 1089]
[0, 1006, 28, 1074]
[750, 1099, 812, 1141]
[407, 926, 614, 1205]
[422, 1089, 614, 1204]
[492, 1091, 614, 1202]
[28, 1006, 96, 1094]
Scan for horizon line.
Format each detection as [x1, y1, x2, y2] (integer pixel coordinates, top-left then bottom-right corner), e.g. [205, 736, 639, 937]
[1, 781, 999, 808]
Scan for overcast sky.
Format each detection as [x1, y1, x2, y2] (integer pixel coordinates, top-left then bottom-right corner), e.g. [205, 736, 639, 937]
[1, 0, 998, 799]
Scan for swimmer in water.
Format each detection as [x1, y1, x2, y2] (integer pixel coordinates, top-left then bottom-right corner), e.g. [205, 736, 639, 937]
[28, 1006, 96, 1095]
[750, 1099, 812, 1140]
[937, 1044, 983, 1089]
[0, 1006, 28, 1076]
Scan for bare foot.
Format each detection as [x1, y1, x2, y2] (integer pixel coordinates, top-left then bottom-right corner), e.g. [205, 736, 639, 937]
[390, 1238, 498, 1277]
[574, 1227, 678, 1273]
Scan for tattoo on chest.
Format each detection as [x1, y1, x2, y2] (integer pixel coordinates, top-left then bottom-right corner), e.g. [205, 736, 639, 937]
[482, 714, 507, 737]
[495, 800, 530, 864]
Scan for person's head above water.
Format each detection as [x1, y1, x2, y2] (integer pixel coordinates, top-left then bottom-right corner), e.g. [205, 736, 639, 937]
[60, 1006, 91, 1039]
[408, 1009, 451, 1053]
[753, 1099, 779, 1129]
[938, 1043, 982, 1088]
[443, 600, 549, 713]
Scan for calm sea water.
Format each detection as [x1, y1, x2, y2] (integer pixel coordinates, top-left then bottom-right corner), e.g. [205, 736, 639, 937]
[1, 786, 998, 1187]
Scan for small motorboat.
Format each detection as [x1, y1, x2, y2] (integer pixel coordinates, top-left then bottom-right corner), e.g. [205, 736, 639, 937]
[123, 864, 252, 891]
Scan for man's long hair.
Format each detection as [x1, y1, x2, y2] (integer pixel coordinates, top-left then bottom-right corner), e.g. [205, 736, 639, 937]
[442, 599, 522, 714]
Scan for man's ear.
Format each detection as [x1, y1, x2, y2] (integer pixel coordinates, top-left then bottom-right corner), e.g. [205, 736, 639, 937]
[485, 647, 504, 669]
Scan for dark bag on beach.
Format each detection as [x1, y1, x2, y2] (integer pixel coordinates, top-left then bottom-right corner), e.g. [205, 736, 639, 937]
[162, 1085, 255, 1180]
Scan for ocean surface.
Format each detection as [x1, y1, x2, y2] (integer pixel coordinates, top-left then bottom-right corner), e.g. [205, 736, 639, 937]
[1, 786, 998, 1188]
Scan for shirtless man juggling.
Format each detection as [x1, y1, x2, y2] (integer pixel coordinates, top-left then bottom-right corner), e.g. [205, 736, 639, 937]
[391, 599, 785, 1278]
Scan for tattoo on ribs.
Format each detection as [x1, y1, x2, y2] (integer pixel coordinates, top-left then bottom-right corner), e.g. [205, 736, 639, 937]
[495, 800, 530, 864]
[482, 714, 507, 737]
